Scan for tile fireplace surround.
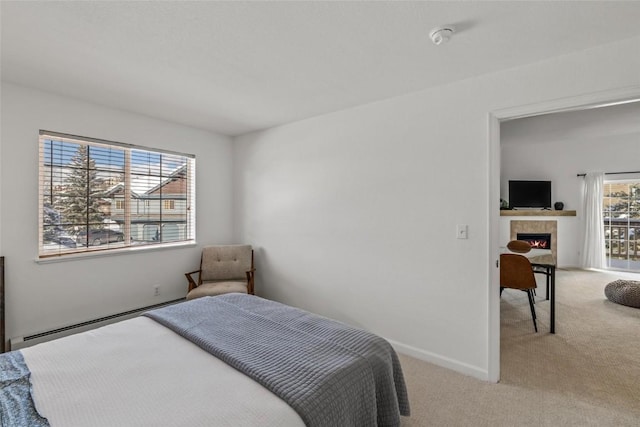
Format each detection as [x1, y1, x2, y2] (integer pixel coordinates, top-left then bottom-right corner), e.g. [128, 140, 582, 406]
[510, 220, 558, 260]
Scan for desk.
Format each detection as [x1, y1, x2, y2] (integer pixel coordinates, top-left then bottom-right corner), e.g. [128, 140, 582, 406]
[527, 253, 556, 334]
[501, 248, 557, 334]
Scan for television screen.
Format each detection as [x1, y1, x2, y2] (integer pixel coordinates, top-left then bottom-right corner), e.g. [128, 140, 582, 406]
[508, 180, 551, 209]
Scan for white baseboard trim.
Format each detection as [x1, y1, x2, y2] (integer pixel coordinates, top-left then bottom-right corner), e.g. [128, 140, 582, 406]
[387, 339, 489, 382]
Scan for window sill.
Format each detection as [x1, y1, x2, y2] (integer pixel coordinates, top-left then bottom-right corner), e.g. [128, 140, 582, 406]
[35, 241, 197, 264]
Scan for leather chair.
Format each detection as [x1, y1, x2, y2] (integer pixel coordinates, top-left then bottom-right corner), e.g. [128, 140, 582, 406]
[506, 239, 532, 253]
[185, 245, 255, 300]
[506, 239, 550, 299]
[500, 253, 538, 332]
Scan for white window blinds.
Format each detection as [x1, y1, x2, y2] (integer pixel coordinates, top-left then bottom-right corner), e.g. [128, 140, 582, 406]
[38, 131, 196, 258]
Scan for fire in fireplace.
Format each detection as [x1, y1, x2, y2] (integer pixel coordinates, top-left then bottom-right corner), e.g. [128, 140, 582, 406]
[517, 233, 552, 249]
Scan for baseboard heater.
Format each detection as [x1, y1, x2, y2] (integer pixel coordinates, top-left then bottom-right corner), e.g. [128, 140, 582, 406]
[9, 298, 185, 351]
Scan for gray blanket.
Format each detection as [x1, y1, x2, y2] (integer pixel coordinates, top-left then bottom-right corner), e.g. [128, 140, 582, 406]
[0, 351, 49, 427]
[144, 294, 410, 427]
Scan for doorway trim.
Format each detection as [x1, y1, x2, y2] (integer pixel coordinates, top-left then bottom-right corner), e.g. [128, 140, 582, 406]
[487, 85, 640, 383]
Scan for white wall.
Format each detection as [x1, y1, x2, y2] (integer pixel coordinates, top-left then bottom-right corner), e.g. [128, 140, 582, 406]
[501, 131, 640, 266]
[0, 83, 234, 342]
[233, 37, 640, 379]
[0, 84, 3, 257]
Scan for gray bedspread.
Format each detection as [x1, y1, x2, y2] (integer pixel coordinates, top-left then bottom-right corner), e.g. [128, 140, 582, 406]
[144, 294, 410, 427]
[0, 351, 49, 427]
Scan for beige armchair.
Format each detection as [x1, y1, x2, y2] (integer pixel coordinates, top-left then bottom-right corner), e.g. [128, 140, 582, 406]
[185, 245, 255, 300]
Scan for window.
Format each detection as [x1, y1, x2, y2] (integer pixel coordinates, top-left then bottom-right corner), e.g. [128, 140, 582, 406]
[39, 131, 196, 258]
[603, 180, 640, 271]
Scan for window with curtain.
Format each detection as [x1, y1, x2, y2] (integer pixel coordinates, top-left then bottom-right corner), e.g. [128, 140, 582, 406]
[39, 131, 196, 258]
[603, 180, 640, 271]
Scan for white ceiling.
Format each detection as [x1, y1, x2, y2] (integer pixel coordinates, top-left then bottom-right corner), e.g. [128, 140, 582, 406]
[501, 100, 640, 146]
[2, 1, 640, 136]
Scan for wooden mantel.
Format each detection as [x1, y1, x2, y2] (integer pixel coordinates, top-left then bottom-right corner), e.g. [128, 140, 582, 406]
[500, 210, 576, 216]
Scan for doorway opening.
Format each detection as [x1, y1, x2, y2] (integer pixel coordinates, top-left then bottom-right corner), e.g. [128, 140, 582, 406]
[488, 87, 640, 383]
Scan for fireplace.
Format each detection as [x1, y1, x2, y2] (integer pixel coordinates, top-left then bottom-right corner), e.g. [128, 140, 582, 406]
[510, 220, 557, 261]
[517, 233, 552, 250]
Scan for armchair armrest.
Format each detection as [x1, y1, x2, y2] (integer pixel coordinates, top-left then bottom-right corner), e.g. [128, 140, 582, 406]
[246, 268, 256, 295]
[185, 270, 201, 292]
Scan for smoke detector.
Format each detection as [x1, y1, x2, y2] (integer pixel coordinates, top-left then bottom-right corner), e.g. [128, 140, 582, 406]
[429, 26, 454, 45]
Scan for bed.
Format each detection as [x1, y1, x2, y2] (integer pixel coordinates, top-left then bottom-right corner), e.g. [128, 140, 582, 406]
[1, 294, 410, 426]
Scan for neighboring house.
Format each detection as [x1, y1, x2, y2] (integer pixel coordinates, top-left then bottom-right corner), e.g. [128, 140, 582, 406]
[104, 165, 188, 243]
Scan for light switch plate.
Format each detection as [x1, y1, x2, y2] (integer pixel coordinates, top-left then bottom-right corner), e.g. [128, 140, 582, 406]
[457, 224, 468, 239]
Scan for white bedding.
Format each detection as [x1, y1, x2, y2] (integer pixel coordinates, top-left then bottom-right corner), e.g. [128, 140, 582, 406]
[21, 316, 304, 427]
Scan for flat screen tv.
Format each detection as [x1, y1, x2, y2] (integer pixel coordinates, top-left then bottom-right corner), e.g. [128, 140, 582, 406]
[508, 180, 551, 209]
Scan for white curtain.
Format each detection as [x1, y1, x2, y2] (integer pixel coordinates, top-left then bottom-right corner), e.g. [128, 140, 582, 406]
[580, 172, 606, 269]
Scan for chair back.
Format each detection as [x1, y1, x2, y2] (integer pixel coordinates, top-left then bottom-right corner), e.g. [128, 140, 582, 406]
[506, 240, 532, 253]
[500, 253, 537, 290]
[200, 245, 253, 282]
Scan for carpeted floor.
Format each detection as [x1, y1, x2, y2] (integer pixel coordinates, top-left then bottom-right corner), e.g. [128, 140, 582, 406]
[399, 268, 640, 426]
